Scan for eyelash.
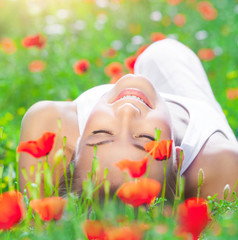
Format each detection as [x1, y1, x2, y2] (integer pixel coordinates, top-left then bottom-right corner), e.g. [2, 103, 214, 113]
[137, 134, 155, 141]
[92, 130, 154, 141]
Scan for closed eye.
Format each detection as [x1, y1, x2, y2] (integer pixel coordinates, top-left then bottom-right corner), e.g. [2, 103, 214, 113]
[137, 134, 155, 141]
[92, 130, 113, 135]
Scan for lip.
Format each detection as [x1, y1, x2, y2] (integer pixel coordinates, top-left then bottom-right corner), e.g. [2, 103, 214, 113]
[111, 88, 152, 108]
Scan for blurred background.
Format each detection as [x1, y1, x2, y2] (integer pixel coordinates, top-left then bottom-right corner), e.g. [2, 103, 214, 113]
[0, 0, 238, 189]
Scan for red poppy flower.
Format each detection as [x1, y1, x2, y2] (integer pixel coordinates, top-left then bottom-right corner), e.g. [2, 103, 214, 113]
[73, 59, 90, 75]
[105, 225, 144, 240]
[197, 1, 217, 21]
[17, 132, 56, 158]
[83, 220, 107, 240]
[22, 34, 47, 49]
[135, 44, 149, 57]
[226, 88, 238, 100]
[176, 198, 211, 240]
[102, 47, 117, 58]
[144, 140, 173, 161]
[83, 221, 147, 240]
[150, 32, 166, 42]
[124, 55, 137, 74]
[0, 191, 25, 230]
[197, 48, 215, 61]
[167, 0, 183, 5]
[117, 178, 161, 207]
[115, 157, 148, 178]
[0, 38, 16, 54]
[28, 60, 46, 73]
[105, 62, 124, 78]
[174, 14, 186, 27]
[30, 197, 67, 221]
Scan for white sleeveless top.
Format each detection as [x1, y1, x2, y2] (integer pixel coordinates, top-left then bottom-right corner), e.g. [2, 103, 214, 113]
[74, 84, 237, 175]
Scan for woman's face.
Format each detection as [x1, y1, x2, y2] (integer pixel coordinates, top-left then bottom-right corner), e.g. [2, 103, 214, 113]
[74, 74, 175, 195]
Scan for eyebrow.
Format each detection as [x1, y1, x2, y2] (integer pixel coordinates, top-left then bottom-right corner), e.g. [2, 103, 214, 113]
[92, 130, 113, 135]
[86, 140, 147, 152]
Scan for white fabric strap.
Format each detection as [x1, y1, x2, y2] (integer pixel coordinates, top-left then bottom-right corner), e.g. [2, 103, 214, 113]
[74, 84, 113, 136]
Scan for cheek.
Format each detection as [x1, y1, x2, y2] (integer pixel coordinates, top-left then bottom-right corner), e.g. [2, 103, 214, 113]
[148, 159, 164, 182]
[146, 112, 172, 139]
[74, 148, 127, 194]
[74, 146, 170, 197]
[74, 147, 94, 185]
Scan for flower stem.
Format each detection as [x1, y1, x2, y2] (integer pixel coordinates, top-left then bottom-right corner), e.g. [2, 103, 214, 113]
[197, 186, 201, 199]
[173, 150, 183, 215]
[8, 163, 14, 191]
[230, 177, 238, 201]
[0, 164, 4, 195]
[69, 162, 74, 193]
[145, 157, 153, 178]
[63, 155, 69, 195]
[161, 158, 168, 213]
[43, 161, 53, 197]
[16, 153, 20, 192]
[134, 207, 139, 219]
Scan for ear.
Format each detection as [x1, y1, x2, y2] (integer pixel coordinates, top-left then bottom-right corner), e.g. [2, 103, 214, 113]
[174, 146, 184, 172]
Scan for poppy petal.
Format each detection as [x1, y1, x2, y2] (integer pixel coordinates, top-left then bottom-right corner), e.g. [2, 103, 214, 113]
[115, 157, 148, 178]
[73, 59, 90, 75]
[30, 196, 67, 221]
[144, 140, 173, 161]
[22, 34, 47, 49]
[117, 178, 161, 207]
[83, 220, 107, 240]
[17, 132, 56, 158]
[0, 191, 25, 230]
[176, 197, 211, 239]
[106, 225, 144, 240]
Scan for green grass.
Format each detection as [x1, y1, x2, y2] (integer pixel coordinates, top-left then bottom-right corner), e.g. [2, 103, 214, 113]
[1, 149, 238, 239]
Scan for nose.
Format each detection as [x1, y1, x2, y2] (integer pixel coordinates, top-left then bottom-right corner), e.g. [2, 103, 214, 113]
[115, 103, 141, 141]
[115, 103, 141, 120]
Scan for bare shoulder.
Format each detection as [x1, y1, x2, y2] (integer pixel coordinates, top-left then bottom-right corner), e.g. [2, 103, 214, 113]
[21, 100, 78, 135]
[19, 100, 79, 195]
[184, 132, 238, 200]
[20, 99, 79, 164]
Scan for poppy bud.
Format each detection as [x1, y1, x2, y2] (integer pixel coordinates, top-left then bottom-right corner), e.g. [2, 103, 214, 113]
[198, 168, 205, 188]
[223, 184, 230, 200]
[53, 149, 64, 166]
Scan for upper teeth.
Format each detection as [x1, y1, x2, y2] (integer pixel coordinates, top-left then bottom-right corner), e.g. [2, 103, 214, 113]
[120, 95, 146, 104]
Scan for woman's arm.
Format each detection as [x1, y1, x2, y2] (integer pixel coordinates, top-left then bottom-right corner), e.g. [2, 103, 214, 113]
[184, 132, 238, 200]
[18, 100, 79, 197]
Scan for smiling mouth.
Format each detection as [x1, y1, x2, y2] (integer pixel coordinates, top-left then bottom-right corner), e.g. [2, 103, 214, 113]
[112, 88, 152, 108]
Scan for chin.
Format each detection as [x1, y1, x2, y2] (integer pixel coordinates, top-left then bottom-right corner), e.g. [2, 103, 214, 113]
[116, 74, 153, 88]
